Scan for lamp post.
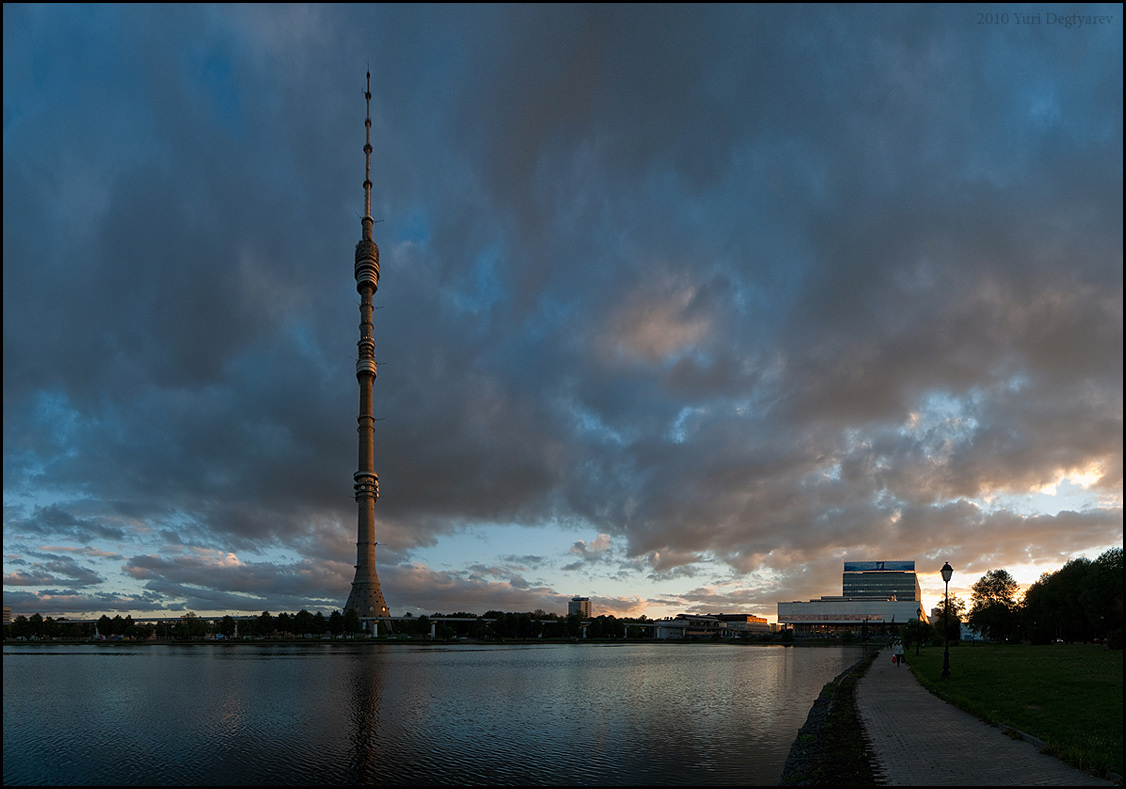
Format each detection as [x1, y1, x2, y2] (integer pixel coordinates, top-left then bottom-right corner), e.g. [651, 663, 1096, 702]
[941, 561, 953, 678]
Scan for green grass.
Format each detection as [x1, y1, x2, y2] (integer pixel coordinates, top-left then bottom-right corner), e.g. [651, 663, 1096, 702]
[907, 643, 1122, 779]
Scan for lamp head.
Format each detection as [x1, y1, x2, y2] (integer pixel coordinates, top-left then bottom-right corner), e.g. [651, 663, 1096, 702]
[940, 562, 953, 584]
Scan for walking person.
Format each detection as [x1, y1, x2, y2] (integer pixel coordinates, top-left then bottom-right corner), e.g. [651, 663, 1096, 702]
[893, 639, 905, 666]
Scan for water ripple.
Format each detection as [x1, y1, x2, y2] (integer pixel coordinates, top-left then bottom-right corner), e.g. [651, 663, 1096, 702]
[4, 643, 865, 786]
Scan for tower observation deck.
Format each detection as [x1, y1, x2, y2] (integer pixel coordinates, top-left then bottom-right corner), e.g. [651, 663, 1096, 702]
[344, 72, 390, 623]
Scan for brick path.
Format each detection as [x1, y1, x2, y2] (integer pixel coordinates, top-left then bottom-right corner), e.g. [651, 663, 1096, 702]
[854, 646, 1114, 786]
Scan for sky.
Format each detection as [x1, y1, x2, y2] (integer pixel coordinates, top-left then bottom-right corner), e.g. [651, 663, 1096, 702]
[3, 4, 1122, 624]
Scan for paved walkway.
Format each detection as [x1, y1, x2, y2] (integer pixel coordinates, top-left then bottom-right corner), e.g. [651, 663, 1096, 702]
[855, 646, 1114, 786]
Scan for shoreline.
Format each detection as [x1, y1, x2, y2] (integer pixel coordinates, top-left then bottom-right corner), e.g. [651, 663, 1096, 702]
[3, 637, 867, 648]
[778, 648, 881, 786]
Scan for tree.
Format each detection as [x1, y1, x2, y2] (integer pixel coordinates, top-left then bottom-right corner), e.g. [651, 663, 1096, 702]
[969, 569, 1019, 642]
[1021, 548, 1124, 644]
[217, 615, 237, 638]
[179, 612, 208, 639]
[932, 594, 965, 645]
[293, 609, 315, 636]
[257, 611, 274, 637]
[130, 620, 154, 640]
[342, 608, 361, 635]
[902, 618, 934, 654]
[588, 615, 624, 639]
[564, 614, 583, 638]
[1081, 547, 1123, 642]
[8, 614, 30, 639]
[275, 612, 293, 637]
[1022, 565, 1082, 643]
[487, 612, 515, 639]
[312, 612, 328, 636]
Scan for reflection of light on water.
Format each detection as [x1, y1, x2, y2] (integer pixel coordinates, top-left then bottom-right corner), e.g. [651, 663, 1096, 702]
[216, 681, 247, 739]
[4, 643, 867, 786]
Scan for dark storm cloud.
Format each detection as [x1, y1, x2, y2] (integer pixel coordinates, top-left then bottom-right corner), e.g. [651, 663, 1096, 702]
[392, 562, 568, 615]
[122, 550, 348, 606]
[7, 505, 128, 544]
[3, 554, 103, 588]
[4, 5, 1121, 617]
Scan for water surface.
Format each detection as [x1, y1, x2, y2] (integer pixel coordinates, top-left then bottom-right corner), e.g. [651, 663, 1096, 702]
[3, 642, 864, 785]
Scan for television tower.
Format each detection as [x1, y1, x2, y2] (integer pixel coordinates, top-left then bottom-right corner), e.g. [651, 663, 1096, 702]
[344, 72, 390, 623]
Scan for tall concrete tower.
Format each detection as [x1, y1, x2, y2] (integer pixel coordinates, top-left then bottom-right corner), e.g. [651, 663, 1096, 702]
[344, 72, 390, 623]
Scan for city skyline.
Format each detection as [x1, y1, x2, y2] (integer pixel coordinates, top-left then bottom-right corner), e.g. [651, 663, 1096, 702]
[4, 5, 1122, 623]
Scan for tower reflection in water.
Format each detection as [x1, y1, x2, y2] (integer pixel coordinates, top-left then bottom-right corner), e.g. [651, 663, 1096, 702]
[346, 647, 387, 784]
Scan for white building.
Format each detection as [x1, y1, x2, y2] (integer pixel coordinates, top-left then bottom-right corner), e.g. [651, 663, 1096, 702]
[653, 618, 689, 639]
[777, 597, 928, 635]
[777, 560, 929, 635]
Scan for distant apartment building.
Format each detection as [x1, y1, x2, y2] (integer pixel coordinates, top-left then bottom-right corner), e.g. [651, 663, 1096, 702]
[568, 597, 591, 618]
[777, 560, 928, 635]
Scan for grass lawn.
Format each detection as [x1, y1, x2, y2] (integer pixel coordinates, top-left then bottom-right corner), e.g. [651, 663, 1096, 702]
[907, 643, 1122, 779]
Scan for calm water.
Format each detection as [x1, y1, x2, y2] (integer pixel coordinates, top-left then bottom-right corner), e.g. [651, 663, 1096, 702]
[3, 642, 864, 786]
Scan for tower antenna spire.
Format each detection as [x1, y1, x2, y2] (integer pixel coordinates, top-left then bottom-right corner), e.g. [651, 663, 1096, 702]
[345, 70, 390, 628]
[362, 70, 374, 242]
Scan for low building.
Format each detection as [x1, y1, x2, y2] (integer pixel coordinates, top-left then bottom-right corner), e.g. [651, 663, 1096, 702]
[653, 618, 689, 640]
[651, 613, 771, 640]
[777, 596, 927, 635]
[710, 613, 771, 635]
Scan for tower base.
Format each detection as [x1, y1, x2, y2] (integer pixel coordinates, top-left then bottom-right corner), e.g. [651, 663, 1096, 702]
[344, 577, 391, 619]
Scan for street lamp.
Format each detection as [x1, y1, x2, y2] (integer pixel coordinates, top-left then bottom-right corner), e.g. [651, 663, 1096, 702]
[941, 561, 953, 678]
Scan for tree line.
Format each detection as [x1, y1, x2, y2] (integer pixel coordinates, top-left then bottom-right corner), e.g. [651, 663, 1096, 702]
[413, 611, 648, 640]
[4, 608, 650, 641]
[966, 547, 1122, 647]
[6, 608, 780, 643]
[4, 609, 368, 641]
